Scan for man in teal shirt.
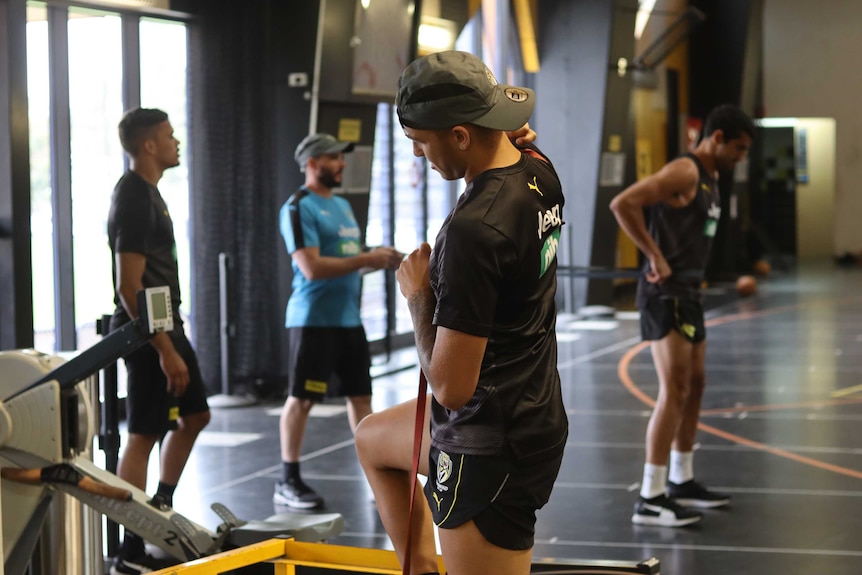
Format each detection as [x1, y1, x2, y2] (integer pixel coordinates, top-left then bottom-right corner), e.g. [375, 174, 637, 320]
[276, 133, 402, 508]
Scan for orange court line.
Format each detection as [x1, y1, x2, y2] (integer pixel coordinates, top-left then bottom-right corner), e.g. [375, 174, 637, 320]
[616, 300, 862, 480]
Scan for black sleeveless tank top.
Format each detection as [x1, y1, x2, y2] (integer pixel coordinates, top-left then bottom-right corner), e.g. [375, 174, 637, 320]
[637, 153, 720, 306]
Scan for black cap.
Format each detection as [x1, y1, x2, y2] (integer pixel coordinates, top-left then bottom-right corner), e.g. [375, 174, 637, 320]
[294, 133, 355, 171]
[396, 50, 534, 131]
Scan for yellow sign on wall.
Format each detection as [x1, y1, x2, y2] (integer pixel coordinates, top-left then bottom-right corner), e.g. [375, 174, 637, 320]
[338, 119, 362, 143]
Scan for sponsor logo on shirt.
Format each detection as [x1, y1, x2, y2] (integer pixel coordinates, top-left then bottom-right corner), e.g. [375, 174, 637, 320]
[537, 204, 562, 239]
[540, 228, 560, 278]
[707, 204, 721, 220]
[339, 225, 360, 239]
[528, 176, 543, 196]
[340, 240, 361, 255]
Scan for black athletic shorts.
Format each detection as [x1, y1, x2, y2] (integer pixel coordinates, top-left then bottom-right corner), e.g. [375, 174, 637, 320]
[640, 295, 706, 343]
[121, 333, 210, 436]
[424, 446, 564, 550]
[286, 326, 372, 400]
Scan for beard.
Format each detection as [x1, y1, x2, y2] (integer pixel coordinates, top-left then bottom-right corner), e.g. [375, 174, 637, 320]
[318, 167, 342, 189]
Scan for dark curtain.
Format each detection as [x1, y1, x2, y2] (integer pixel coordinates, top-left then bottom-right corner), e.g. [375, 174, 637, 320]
[188, 0, 282, 393]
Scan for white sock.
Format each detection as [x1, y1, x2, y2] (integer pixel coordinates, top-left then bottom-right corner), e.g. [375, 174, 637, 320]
[669, 450, 694, 484]
[640, 463, 668, 499]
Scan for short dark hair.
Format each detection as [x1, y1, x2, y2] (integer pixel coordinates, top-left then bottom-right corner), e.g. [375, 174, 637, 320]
[118, 108, 169, 156]
[703, 104, 755, 141]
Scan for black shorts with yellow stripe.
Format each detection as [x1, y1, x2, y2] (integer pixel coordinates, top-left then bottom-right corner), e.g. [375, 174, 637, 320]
[639, 295, 706, 343]
[286, 326, 372, 400]
[423, 445, 564, 551]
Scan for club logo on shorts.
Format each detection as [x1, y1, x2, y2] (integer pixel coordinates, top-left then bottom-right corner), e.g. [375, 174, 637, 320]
[304, 379, 328, 394]
[436, 451, 452, 491]
[682, 323, 696, 339]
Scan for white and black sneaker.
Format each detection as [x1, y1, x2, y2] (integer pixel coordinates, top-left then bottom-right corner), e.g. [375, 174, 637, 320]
[668, 480, 731, 508]
[273, 480, 324, 509]
[632, 494, 703, 527]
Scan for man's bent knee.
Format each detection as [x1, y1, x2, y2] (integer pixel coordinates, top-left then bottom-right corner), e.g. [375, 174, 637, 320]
[180, 410, 211, 433]
[354, 411, 384, 458]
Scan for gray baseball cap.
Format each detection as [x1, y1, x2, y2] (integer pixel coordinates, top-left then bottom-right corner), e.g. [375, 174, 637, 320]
[294, 133, 355, 171]
[396, 50, 534, 131]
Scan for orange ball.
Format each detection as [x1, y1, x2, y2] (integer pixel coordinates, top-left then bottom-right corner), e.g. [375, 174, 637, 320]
[753, 259, 771, 277]
[736, 275, 757, 297]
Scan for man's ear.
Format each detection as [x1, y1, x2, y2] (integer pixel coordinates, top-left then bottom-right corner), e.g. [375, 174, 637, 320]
[711, 129, 725, 145]
[141, 137, 157, 155]
[452, 125, 470, 150]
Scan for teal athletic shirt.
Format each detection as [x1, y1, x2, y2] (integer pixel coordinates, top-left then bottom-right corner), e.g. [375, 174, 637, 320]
[279, 187, 363, 327]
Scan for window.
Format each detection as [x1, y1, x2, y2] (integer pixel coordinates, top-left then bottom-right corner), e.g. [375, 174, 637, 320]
[26, 3, 191, 352]
[27, 4, 54, 352]
[140, 18, 192, 325]
[68, 8, 124, 350]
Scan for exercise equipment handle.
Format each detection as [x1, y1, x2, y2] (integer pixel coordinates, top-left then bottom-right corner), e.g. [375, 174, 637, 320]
[2, 465, 132, 501]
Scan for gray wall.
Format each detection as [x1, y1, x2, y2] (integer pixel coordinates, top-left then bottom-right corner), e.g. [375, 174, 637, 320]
[534, 0, 636, 311]
[763, 0, 861, 254]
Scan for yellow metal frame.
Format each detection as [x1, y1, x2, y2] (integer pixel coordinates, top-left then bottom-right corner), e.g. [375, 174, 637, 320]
[150, 538, 447, 575]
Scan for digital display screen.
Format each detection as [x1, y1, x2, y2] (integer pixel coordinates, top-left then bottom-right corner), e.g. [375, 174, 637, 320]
[151, 292, 168, 320]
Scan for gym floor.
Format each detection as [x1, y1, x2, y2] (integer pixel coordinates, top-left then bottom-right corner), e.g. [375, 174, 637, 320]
[131, 260, 862, 575]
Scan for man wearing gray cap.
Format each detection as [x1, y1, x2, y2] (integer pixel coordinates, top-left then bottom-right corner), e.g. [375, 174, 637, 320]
[355, 50, 567, 575]
[275, 132, 403, 509]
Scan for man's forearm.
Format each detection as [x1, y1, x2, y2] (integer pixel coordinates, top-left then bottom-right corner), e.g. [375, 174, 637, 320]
[407, 290, 437, 378]
[613, 204, 661, 261]
[119, 284, 176, 356]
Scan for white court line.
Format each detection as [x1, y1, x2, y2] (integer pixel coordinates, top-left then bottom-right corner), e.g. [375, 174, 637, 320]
[569, 362, 862, 373]
[550, 481, 862, 498]
[530, 539, 862, 558]
[563, 440, 862, 456]
[200, 438, 356, 496]
[557, 336, 642, 370]
[265, 404, 348, 417]
[333, 532, 862, 558]
[194, 431, 262, 447]
[564, 407, 862, 422]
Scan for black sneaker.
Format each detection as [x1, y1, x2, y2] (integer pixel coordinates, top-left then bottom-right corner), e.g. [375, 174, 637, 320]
[273, 480, 324, 509]
[667, 479, 731, 508]
[631, 494, 703, 527]
[148, 493, 171, 511]
[110, 553, 176, 575]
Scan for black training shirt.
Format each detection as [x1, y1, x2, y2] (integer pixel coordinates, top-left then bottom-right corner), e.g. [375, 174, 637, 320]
[637, 153, 720, 306]
[107, 170, 183, 330]
[429, 147, 568, 463]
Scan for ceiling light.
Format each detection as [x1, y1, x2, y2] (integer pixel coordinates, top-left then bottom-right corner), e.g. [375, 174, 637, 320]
[634, 0, 657, 39]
